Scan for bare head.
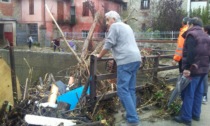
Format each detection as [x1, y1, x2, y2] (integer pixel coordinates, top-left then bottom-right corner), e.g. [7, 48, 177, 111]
[182, 17, 190, 26]
[105, 11, 121, 29]
[204, 25, 210, 35]
[188, 17, 203, 29]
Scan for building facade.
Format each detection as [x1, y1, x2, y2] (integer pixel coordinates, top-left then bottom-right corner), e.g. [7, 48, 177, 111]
[21, 0, 127, 46]
[0, 0, 20, 46]
[124, 0, 209, 32]
[2, 0, 208, 46]
[0, 0, 126, 46]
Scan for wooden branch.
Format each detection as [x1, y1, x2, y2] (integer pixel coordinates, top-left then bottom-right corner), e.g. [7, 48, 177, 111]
[91, 40, 104, 55]
[49, 73, 56, 84]
[23, 78, 29, 100]
[81, 12, 100, 59]
[123, 8, 137, 23]
[45, 4, 82, 63]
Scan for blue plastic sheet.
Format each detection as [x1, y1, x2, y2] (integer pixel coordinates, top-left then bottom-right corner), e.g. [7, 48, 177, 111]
[57, 86, 89, 110]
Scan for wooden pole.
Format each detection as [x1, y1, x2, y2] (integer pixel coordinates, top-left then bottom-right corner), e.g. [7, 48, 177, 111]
[45, 4, 82, 63]
[81, 12, 100, 59]
[9, 46, 18, 105]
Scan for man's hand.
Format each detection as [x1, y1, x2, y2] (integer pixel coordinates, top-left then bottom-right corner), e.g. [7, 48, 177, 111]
[172, 60, 177, 66]
[95, 54, 101, 58]
[183, 70, 191, 77]
[96, 49, 108, 59]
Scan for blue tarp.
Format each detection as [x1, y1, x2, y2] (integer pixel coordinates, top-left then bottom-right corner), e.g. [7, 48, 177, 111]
[57, 86, 89, 110]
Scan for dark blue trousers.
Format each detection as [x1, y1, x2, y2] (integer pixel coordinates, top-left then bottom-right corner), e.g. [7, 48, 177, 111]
[180, 75, 205, 121]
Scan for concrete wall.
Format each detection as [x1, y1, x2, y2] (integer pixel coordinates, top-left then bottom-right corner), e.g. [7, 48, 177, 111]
[0, 49, 78, 86]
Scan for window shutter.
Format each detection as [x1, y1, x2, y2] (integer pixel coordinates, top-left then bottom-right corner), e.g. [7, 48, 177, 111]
[29, 0, 34, 15]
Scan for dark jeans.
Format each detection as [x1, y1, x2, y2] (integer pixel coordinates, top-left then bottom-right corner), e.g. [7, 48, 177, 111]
[28, 42, 32, 49]
[180, 75, 205, 121]
[54, 45, 60, 52]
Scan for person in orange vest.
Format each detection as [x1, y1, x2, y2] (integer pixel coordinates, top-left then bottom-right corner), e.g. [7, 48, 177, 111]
[172, 17, 190, 73]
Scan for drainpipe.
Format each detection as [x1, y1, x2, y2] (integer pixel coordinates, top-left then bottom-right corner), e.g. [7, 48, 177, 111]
[44, 0, 46, 27]
[187, 0, 191, 17]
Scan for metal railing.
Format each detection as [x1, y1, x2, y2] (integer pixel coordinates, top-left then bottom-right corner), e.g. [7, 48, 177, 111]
[135, 31, 179, 40]
[64, 31, 179, 40]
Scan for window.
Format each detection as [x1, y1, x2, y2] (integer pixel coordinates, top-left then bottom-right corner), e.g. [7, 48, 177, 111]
[82, 1, 89, 16]
[122, 3, 127, 11]
[70, 6, 76, 25]
[57, 1, 64, 22]
[1, 0, 11, 3]
[141, 0, 150, 10]
[29, 0, 34, 15]
[82, 30, 89, 38]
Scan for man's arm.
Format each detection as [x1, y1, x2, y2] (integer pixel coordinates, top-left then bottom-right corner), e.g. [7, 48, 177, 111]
[96, 49, 108, 58]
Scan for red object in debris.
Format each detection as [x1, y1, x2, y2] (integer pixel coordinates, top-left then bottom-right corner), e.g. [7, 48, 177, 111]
[4, 32, 13, 46]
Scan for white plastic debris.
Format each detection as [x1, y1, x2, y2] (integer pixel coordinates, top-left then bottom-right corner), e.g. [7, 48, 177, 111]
[39, 102, 57, 108]
[24, 114, 76, 126]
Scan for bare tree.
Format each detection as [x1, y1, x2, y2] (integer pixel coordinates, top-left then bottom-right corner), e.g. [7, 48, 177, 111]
[150, 0, 186, 31]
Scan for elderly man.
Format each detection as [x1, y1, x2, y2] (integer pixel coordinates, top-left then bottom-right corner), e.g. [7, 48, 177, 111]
[174, 17, 210, 126]
[96, 11, 141, 126]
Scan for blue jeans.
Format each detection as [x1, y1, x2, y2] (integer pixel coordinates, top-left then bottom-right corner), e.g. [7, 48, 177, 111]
[117, 61, 140, 123]
[180, 75, 205, 121]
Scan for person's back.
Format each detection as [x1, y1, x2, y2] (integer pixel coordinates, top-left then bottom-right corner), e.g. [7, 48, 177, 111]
[105, 22, 141, 66]
[52, 38, 61, 52]
[54, 39, 60, 46]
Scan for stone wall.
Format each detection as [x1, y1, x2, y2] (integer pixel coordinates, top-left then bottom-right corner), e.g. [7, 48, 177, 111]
[0, 49, 78, 86]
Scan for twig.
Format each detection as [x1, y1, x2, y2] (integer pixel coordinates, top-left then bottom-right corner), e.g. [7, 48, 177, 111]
[91, 92, 105, 118]
[23, 78, 29, 100]
[137, 102, 158, 111]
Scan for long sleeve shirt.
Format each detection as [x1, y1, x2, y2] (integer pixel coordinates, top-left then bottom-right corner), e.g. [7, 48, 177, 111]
[103, 22, 141, 66]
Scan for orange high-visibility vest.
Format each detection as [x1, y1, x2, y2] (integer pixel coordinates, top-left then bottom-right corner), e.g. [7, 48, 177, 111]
[173, 25, 189, 62]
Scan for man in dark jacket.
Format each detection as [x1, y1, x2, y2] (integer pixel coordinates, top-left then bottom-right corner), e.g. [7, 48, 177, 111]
[174, 17, 210, 126]
[52, 37, 61, 52]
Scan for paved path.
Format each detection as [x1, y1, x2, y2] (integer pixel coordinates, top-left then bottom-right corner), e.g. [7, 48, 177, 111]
[114, 86, 210, 126]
